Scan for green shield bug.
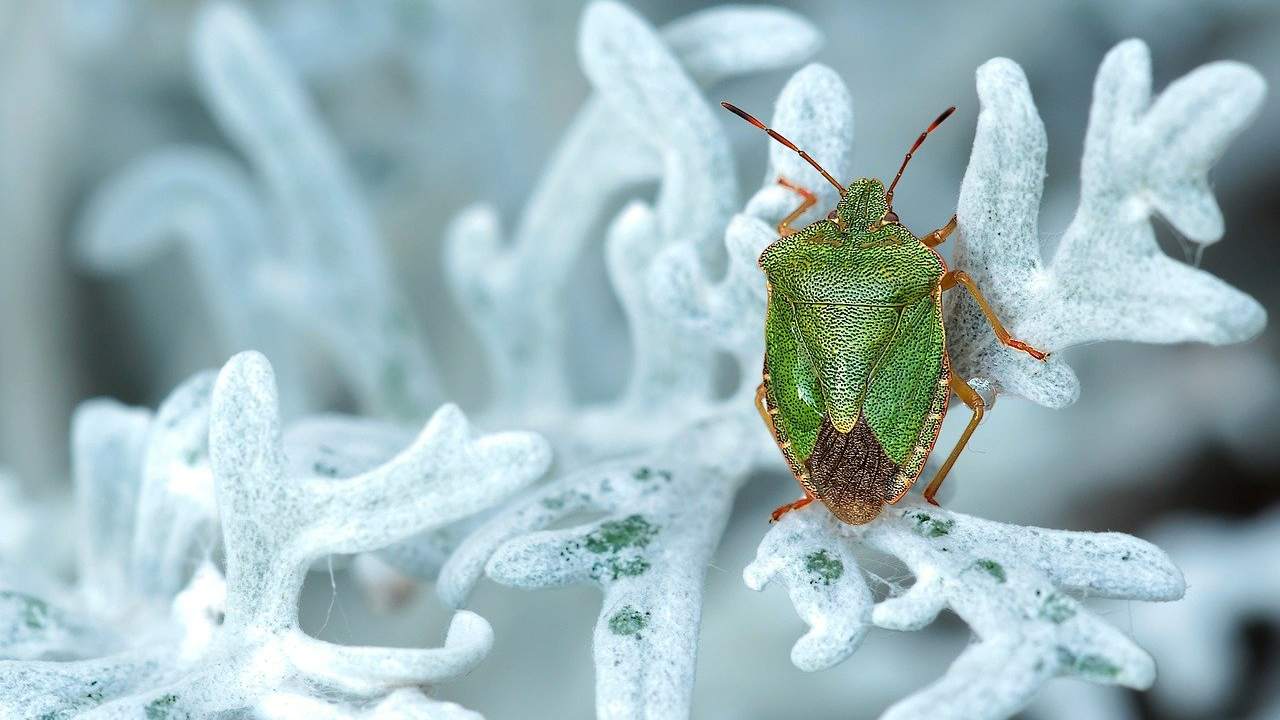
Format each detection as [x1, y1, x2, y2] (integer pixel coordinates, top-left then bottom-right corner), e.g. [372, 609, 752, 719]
[722, 101, 1048, 525]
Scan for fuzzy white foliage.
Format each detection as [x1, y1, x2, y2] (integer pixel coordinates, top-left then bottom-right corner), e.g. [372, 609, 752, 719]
[78, 3, 438, 420]
[282, 414, 467, 581]
[747, 501, 1183, 719]
[947, 39, 1267, 407]
[257, 688, 482, 720]
[0, 352, 550, 717]
[433, 5, 826, 719]
[445, 2, 818, 418]
[441, 414, 752, 719]
[10, 2, 1267, 718]
[439, 9, 1268, 716]
[1027, 510, 1280, 720]
[650, 60, 855, 379]
[736, 38, 1265, 720]
[0, 373, 216, 664]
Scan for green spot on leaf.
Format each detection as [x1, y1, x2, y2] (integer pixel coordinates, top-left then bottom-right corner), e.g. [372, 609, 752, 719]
[973, 559, 1006, 583]
[907, 511, 954, 538]
[612, 556, 651, 578]
[1076, 655, 1122, 678]
[590, 556, 652, 582]
[1056, 647, 1120, 679]
[608, 605, 649, 637]
[804, 550, 844, 585]
[1039, 592, 1076, 624]
[584, 515, 658, 554]
[632, 466, 672, 482]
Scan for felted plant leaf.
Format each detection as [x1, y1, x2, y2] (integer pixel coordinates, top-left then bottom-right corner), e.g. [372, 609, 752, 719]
[707, 47, 1263, 720]
[440, 414, 753, 720]
[425, 8, 825, 718]
[947, 39, 1267, 407]
[0, 352, 550, 717]
[650, 61, 854, 376]
[445, 0, 820, 415]
[747, 502, 1184, 719]
[79, 3, 439, 420]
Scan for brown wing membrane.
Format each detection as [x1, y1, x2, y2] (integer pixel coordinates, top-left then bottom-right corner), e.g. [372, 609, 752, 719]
[806, 413, 902, 524]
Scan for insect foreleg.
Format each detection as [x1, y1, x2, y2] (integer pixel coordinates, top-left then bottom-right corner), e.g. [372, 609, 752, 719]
[940, 271, 1050, 360]
[921, 214, 957, 247]
[922, 371, 985, 505]
[775, 177, 817, 237]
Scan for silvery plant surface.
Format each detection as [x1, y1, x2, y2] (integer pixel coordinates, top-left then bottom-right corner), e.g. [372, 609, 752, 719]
[0, 1, 1270, 719]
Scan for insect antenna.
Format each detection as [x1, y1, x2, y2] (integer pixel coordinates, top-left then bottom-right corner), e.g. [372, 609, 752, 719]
[885, 106, 956, 212]
[720, 101, 845, 194]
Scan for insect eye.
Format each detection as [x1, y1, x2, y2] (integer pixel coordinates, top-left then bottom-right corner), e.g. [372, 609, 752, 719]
[867, 211, 901, 232]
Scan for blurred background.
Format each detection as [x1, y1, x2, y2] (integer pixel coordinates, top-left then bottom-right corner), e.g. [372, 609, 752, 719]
[1, 1, 1277, 718]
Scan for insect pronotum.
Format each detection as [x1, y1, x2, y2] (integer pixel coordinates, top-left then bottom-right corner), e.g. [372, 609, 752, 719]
[723, 100, 1049, 525]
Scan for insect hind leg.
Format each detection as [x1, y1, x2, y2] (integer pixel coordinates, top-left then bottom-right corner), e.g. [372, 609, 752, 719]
[941, 270, 1050, 360]
[922, 372, 984, 505]
[770, 492, 816, 523]
[775, 177, 817, 237]
[756, 382, 818, 523]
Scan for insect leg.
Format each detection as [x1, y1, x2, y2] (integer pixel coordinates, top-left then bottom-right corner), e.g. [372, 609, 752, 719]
[940, 271, 1050, 360]
[754, 383, 773, 427]
[757, 382, 818, 522]
[922, 372, 985, 505]
[921, 214, 957, 247]
[770, 493, 816, 523]
[775, 177, 817, 237]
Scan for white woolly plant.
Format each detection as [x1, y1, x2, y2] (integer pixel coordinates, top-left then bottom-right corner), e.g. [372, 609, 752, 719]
[1027, 508, 1280, 720]
[77, 4, 439, 420]
[426, 4, 823, 717]
[5, 1, 1266, 719]
[744, 38, 1265, 720]
[946, 39, 1267, 407]
[438, 8, 1265, 720]
[0, 352, 550, 717]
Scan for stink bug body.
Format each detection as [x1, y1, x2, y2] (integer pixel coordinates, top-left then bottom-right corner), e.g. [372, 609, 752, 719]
[723, 101, 1048, 525]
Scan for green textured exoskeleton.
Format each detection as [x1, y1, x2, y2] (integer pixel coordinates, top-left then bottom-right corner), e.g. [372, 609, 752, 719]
[724, 102, 1048, 525]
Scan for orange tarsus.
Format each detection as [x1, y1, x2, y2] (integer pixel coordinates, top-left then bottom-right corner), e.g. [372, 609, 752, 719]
[886, 106, 956, 212]
[721, 101, 845, 195]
